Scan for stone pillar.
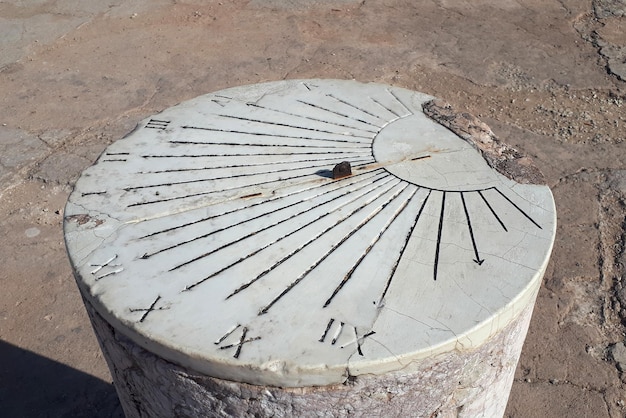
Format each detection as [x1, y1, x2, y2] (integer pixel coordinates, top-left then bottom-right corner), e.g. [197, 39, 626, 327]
[85, 297, 537, 417]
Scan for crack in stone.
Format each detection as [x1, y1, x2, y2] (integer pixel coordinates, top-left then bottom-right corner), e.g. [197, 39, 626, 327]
[382, 306, 456, 336]
[65, 199, 125, 268]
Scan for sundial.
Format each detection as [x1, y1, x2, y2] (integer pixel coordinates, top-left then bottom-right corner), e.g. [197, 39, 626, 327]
[64, 79, 556, 388]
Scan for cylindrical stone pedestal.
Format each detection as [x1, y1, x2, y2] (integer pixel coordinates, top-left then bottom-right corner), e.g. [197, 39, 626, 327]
[86, 297, 536, 417]
[64, 80, 556, 417]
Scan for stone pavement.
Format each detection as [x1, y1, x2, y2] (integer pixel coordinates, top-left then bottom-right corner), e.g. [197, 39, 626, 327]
[1, 0, 625, 416]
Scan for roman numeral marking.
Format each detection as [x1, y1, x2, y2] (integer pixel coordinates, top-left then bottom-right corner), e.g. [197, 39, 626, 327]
[90, 254, 123, 280]
[319, 318, 344, 345]
[145, 119, 170, 130]
[215, 324, 261, 359]
[301, 82, 318, 91]
[129, 296, 167, 323]
[340, 327, 376, 356]
[319, 319, 375, 356]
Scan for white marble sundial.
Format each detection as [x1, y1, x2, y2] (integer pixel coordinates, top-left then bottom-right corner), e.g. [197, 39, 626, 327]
[64, 79, 556, 387]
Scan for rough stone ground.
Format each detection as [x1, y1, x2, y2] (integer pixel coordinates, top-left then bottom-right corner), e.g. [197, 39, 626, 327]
[0, 0, 625, 417]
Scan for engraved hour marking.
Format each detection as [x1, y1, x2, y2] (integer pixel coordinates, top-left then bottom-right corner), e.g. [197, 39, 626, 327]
[211, 96, 232, 107]
[90, 254, 123, 280]
[138, 155, 372, 174]
[301, 82, 318, 91]
[478, 190, 507, 231]
[297, 100, 383, 129]
[139, 170, 382, 240]
[127, 170, 319, 207]
[94, 267, 124, 280]
[326, 94, 388, 123]
[101, 152, 130, 162]
[385, 88, 413, 116]
[331, 321, 344, 344]
[164, 141, 370, 151]
[186, 174, 396, 292]
[246, 102, 379, 135]
[460, 192, 485, 265]
[370, 97, 403, 119]
[129, 296, 166, 323]
[494, 188, 542, 229]
[90, 254, 117, 273]
[319, 320, 374, 355]
[225, 177, 397, 297]
[143, 149, 370, 158]
[142, 171, 385, 260]
[340, 328, 376, 356]
[216, 113, 375, 140]
[319, 318, 335, 342]
[323, 186, 419, 307]
[256, 184, 409, 315]
[181, 125, 370, 145]
[215, 326, 261, 359]
[434, 191, 446, 281]
[145, 119, 170, 130]
[378, 190, 431, 303]
[123, 159, 371, 191]
[214, 324, 241, 345]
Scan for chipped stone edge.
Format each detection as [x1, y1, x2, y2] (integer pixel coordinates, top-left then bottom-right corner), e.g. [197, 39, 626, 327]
[422, 99, 546, 185]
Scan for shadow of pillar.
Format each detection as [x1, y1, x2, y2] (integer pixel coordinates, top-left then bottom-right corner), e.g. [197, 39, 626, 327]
[0, 340, 123, 418]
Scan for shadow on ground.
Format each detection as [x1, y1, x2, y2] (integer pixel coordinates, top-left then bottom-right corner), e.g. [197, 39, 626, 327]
[0, 340, 123, 418]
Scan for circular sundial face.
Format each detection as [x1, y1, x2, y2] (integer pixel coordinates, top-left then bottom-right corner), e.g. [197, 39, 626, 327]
[64, 79, 556, 387]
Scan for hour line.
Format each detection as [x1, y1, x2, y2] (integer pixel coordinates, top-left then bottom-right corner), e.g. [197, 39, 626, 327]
[323, 186, 419, 307]
[477, 190, 508, 231]
[494, 188, 542, 229]
[378, 189, 432, 304]
[434, 191, 446, 281]
[460, 192, 485, 265]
